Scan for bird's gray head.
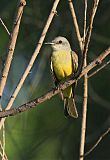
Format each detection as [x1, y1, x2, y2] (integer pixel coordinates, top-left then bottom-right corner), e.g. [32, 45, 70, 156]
[45, 36, 71, 51]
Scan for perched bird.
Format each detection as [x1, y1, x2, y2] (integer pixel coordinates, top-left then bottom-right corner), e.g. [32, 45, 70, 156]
[45, 36, 78, 118]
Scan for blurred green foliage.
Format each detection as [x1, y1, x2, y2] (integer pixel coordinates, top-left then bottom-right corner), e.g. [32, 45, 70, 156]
[0, 0, 110, 159]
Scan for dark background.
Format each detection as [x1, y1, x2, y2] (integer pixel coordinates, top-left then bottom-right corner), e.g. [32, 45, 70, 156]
[0, 0, 110, 160]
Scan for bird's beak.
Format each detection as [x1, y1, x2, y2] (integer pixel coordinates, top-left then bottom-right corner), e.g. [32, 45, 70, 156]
[44, 42, 54, 45]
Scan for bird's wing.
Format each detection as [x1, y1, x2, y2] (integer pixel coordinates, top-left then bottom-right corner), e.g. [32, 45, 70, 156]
[71, 51, 78, 96]
[71, 50, 78, 73]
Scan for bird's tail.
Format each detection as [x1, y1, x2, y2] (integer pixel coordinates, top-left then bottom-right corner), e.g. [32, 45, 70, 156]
[64, 97, 78, 118]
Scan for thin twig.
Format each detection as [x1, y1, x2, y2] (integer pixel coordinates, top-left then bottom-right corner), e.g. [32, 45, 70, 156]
[79, 1, 88, 160]
[0, 47, 109, 119]
[0, 18, 10, 35]
[0, 0, 61, 129]
[68, 0, 83, 51]
[88, 60, 110, 78]
[81, 127, 110, 157]
[68, 0, 84, 79]
[0, 1, 26, 156]
[0, 0, 26, 99]
[83, 0, 100, 59]
[0, 141, 8, 160]
[2, 124, 5, 160]
[0, 151, 4, 160]
[80, 64, 88, 160]
[83, 0, 87, 49]
[80, 0, 99, 160]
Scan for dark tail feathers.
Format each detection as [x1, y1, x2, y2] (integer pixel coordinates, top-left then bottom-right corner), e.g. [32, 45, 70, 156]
[64, 97, 78, 118]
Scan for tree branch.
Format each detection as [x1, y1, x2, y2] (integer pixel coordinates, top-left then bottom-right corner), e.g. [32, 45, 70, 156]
[81, 127, 110, 157]
[0, 141, 8, 160]
[0, 18, 10, 35]
[68, 0, 83, 51]
[83, 0, 87, 48]
[0, 0, 26, 99]
[88, 60, 110, 78]
[80, 0, 88, 159]
[0, 47, 109, 119]
[68, 0, 84, 82]
[0, 0, 61, 130]
[83, 0, 100, 60]
[80, 1, 100, 159]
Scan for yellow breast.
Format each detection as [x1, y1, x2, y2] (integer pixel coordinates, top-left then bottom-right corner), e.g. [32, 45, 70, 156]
[51, 50, 72, 81]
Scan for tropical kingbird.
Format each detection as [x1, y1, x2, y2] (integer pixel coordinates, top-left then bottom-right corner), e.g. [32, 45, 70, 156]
[46, 36, 78, 118]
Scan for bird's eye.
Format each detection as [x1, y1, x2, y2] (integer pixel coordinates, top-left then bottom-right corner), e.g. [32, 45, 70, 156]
[58, 40, 62, 44]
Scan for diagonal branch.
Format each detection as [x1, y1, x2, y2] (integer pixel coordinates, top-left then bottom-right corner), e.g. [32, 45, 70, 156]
[0, 47, 109, 119]
[83, 0, 87, 48]
[88, 60, 110, 78]
[82, 127, 110, 157]
[83, 0, 100, 58]
[5, 0, 61, 111]
[0, 141, 8, 160]
[0, 18, 10, 35]
[68, 0, 83, 51]
[68, 0, 84, 82]
[0, 0, 26, 99]
[0, 0, 61, 129]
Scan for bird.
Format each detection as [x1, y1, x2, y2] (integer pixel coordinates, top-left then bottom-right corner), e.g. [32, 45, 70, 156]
[45, 36, 78, 118]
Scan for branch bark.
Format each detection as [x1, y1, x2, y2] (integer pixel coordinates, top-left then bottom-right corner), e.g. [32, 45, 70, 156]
[82, 127, 110, 157]
[0, 47, 109, 119]
[0, 18, 10, 35]
[0, 0, 61, 130]
[88, 60, 110, 78]
[68, 0, 83, 51]
[0, 141, 8, 160]
[80, 1, 100, 159]
[83, 0, 100, 60]
[0, 0, 26, 99]
[80, 1, 88, 159]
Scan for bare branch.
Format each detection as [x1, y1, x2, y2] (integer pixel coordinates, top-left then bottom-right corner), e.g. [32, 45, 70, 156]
[0, 141, 8, 160]
[83, 0, 100, 58]
[68, 0, 84, 81]
[79, 1, 88, 160]
[81, 128, 110, 157]
[80, 71, 88, 160]
[4, 0, 60, 110]
[88, 60, 110, 78]
[0, 18, 10, 35]
[0, 47, 109, 119]
[2, 124, 6, 160]
[68, 0, 83, 51]
[0, 0, 26, 99]
[83, 0, 87, 48]
[0, 0, 61, 129]
[80, 1, 100, 159]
